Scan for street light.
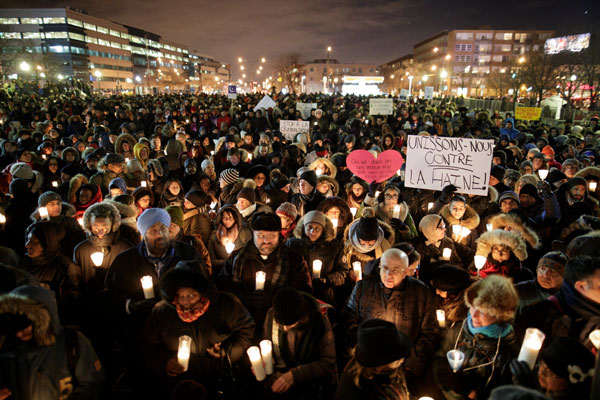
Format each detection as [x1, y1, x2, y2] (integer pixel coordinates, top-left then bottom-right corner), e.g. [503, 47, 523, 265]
[422, 75, 429, 81]
[570, 74, 577, 81]
[431, 65, 437, 71]
[433, 47, 439, 53]
[440, 70, 448, 79]
[518, 57, 526, 64]
[240, 65, 245, 70]
[261, 57, 266, 63]
[445, 54, 451, 60]
[327, 46, 332, 52]
[135, 75, 141, 82]
[20, 61, 31, 72]
[238, 57, 243, 63]
[390, 74, 395, 79]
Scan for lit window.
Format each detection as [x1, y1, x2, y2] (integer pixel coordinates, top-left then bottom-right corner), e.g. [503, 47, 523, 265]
[43, 17, 65, 24]
[97, 26, 108, 34]
[0, 18, 19, 24]
[45, 31, 68, 39]
[48, 45, 68, 53]
[83, 22, 96, 31]
[68, 32, 85, 41]
[23, 32, 42, 39]
[67, 18, 83, 27]
[110, 29, 121, 37]
[21, 18, 42, 24]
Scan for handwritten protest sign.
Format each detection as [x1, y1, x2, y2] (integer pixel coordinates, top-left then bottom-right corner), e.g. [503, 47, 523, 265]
[399, 89, 409, 99]
[424, 86, 434, 100]
[405, 136, 494, 196]
[515, 106, 542, 121]
[347, 150, 404, 183]
[279, 120, 310, 140]
[369, 98, 393, 115]
[253, 95, 276, 112]
[296, 102, 318, 119]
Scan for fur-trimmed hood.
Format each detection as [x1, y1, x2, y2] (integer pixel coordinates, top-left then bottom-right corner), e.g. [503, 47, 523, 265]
[103, 199, 137, 219]
[114, 133, 137, 156]
[316, 196, 353, 228]
[486, 186, 499, 203]
[308, 157, 337, 179]
[317, 175, 340, 197]
[476, 229, 527, 261]
[82, 202, 122, 234]
[68, 174, 89, 205]
[488, 213, 540, 249]
[0, 285, 60, 349]
[464, 275, 518, 324]
[159, 263, 216, 305]
[30, 202, 76, 222]
[61, 147, 80, 163]
[215, 204, 244, 228]
[440, 203, 481, 231]
[292, 213, 336, 241]
[574, 166, 600, 181]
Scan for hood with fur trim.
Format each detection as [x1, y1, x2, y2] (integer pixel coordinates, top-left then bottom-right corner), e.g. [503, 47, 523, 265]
[67, 174, 89, 205]
[82, 202, 122, 235]
[0, 285, 60, 349]
[574, 166, 600, 182]
[342, 212, 395, 251]
[488, 213, 540, 249]
[464, 275, 518, 324]
[30, 202, 76, 222]
[440, 203, 481, 231]
[317, 175, 340, 197]
[159, 263, 216, 305]
[476, 229, 527, 261]
[293, 213, 336, 241]
[114, 133, 137, 156]
[316, 196, 353, 227]
[308, 157, 337, 179]
[103, 199, 137, 219]
[215, 204, 244, 228]
[61, 147, 80, 164]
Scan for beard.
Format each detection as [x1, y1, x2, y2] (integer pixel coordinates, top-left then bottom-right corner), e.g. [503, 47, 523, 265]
[147, 237, 170, 256]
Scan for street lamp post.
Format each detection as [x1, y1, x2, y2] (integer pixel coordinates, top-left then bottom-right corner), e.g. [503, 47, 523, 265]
[326, 46, 332, 94]
[94, 70, 102, 94]
[408, 75, 413, 97]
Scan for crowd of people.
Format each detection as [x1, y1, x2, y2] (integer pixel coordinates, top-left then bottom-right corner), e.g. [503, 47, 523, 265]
[0, 87, 599, 400]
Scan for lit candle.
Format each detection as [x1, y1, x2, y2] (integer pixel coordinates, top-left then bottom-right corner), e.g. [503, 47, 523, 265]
[436, 309, 446, 328]
[452, 225, 461, 240]
[51, 181, 59, 187]
[589, 329, 600, 350]
[427, 202, 434, 211]
[77, 217, 84, 227]
[0, 213, 6, 224]
[518, 327, 545, 369]
[486, 223, 493, 232]
[42, 154, 47, 160]
[589, 182, 597, 192]
[315, 168, 323, 176]
[331, 218, 338, 229]
[312, 260, 322, 279]
[255, 271, 266, 291]
[393, 205, 400, 219]
[210, 150, 215, 156]
[140, 275, 155, 299]
[538, 169, 548, 180]
[38, 207, 49, 220]
[177, 335, 192, 372]
[90, 252, 104, 267]
[210, 201, 217, 210]
[259, 340, 273, 375]
[352, 261, 362, 281]
[141, 181, 147, 188]
[247, 153, 253, 161]
[247, 346, 266, 381]
[375, 190, 381, 198]
[225, 242, 235, 254]
[474, 255, 487, 277]
[419, 398, 434, 400]
[125, 157, 130, 162]
[350, 207, 357, 218]
[446, 349, 465, 372]
[397, 169, 401, 176]
[442, 248, 452, 261]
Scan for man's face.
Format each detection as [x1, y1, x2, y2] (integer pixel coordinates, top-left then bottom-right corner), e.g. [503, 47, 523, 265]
[25, 233, 43, 258]
[86, 159, 98, 170]
[500, 199, 519, 213]
[299, 179, 313, 195]
[230, 154, 240, 166]
[380, 255, 408, 289]
[537, 265, 563, 290]
[168, 222, 181, 240]
[152, 138, 161, 150]
[144, 222, 170, 255]
[46, 200, 62, 217]
[236, 198, 251, 211]
[575, 270, 600, 304]
[532, 158, 543, 170]
[570, 185, 586, 201]
[563, 165, 577, 178]
[519, 193, 537, 208]
[91, 215, 112, 239]
[176, 287, 202, 311]
[253, 230, 279, 255]
[110, 188, 123, 198]
[304, 222, 323, 242]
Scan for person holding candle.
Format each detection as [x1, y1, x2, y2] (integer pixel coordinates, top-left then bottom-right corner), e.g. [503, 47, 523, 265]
[140, 262, 254, 397]
[182, 189, 212, 244]
[317, 196, 353, 241]
[258, 287, 336, 397]
[90, 153, 126, 197]
[287, 210, 346, 305]
[132, 186, 155, 215]
[208, 205, 251, 275]
[236, 186, 272, 226]
[344, 177, 367, 210]
[515, 252, 567, 314]
[439, 195, 480, 250]
[431, 265, 472, 326]
[432, 275, 520, 400]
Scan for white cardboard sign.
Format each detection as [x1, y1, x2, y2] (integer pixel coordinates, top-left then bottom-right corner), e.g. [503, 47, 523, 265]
[279, 120, 310, 140]
[253, 95, 277, 112]
[296, 102, 318, 119]
[369, 98, 393, 115]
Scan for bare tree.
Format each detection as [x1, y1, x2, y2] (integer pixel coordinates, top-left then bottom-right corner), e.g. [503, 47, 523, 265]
[579, 33, 600, 110]
[520, 53, 558, 106]
[486, 70, 511, 97]
[274, 53, 301, 95]
[554, 53, 583, 106]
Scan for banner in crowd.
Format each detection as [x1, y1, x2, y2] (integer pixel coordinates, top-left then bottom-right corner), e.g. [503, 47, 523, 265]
[279, 120, 310, 140]
[404, 136, 494, 196]
[296, 102, 318, 119]
[253, 95, 277, 112]
[424, 86, 434, 100]
[515, 106, 542, 121]
[227, 85, 237, 99]
[347, 150, 404, 183]
[369, 98, 393, 115]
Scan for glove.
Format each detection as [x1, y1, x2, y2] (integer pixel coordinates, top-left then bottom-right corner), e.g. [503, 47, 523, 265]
[368, 180, 380, 197]
[390, 218, 408, 231]
[128, 298, 158, 315]
[508, 360, 536, 389]
[439, 184, 458, 204]
[537, 180, 553, 199]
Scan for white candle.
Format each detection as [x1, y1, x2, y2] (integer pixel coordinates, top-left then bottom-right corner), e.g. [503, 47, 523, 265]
[125, 157, 130, 162]
[247, 153, 253, 161]
[77, 217, 84, 227]
[538, 169, 548, 180]
[210, 201, 217, 210]
[419, 398, 434, 400]
[140, 275, 155, 299]
[42, 154, 47, 160]
[442, 248, 452, 261]
[141, 181, 147, 187]
[446, 349, 465, 372]
[350, 207, 357, 218]
[0, 213, 6, 224]
[90, 252, 104, 267]
[452, 225, 461, 240]
[247, 346, 266, 381]
[177, 335, 191, 372]
[436, 309, 446, 328]
[331, 218, 338, 229]
[427, 202, 434, 211]
[352, 261, 362, 281]
[259, 340, 273, 375]
[315, 168, 323, 176]
[38, 207, 49, 220]
[51, 181, 59, 187]
[589, 182, 597, 192]
[474, 255, 487, 277]
[225, 242, 235, 254]
[518, 328, 545, 369]
[589, 329, 600, 349]
[375, 190, 381, 198]
[255, 271, 266, 291]
[312, 260, 322, 279]
[210, 150, 215, 156]
[393, 205, 400, 219]
[397, 169, 401, 176]
[486, 223, 493, 232]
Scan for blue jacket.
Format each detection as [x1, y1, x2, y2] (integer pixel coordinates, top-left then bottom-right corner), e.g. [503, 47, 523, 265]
[499, 118, 520, 140]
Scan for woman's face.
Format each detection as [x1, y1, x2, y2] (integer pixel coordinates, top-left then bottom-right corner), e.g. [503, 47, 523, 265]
[79, 188, 93, 204]
[430, 220, 446, 242]
[469, 306, 497, 328]
[169, 182, 181, 195]
[326, 207, 340, 221]
[65, 152, 75, 162]
[25, 233, 43, 258]
[449, 200, 466, 220]
[491, 245, 511, 263]
[304, 222, 323, 242]
[222, 211, 235, 229]
[176, 287, 201, 311]
[352, 184, 364, 198]
[254, 173, 266, 188]
[204, 165, 215, 176]
[140, 147, 148, 159]
[19, 151, 32, 163]
[384, 189, 399, 208]
[122, 142, 130, 152]
[138, 195, 151, 210]
[316, 182, 330, 195]
[48, 159, 59, 173]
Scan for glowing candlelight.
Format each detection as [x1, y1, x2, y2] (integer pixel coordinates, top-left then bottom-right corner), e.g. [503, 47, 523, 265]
[247, 346, 266, 381]
[474, 255, 487, 277]
[0, 213, 5, 224]
[436, 309, 446, 328]
[140, 275, 154, 299]
[141, 181, 147, 187]
[259, 340, 273, 375]
[312, 260, 322, 279]
[589, 182, 597, 192]
[427, 202, 434, 211]
[210, 201, 217, 210]
[393, 205, 400, 219]
[350, 207, 357, 218]
[375, 190, 381, 198]
[518, 328, 545, 369]
[125, 157, 130, 162]
[538, 169, 548, 180]
[38, 207, 49, 220]
[51, 181, 59, 187]
[331, 218, 338, 229]
[352, 261, 362, 281]
[90, 252, 104, 267]
[77, 217, 84, 227]
[247, 153, 253, 161]
[589, 329, 600, 349]
[177, 335, 191, 372]
[442, 248, 452, 261]
[447, 349, 465, 372]
[225, 242, 235, 254]
[255, 271, 266, 291]
[315, 168, 323, 176]
[486, 223, 493, 232]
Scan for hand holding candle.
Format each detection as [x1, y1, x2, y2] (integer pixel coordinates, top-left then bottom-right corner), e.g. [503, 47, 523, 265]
[331, 218, 338, 229]
[436, 309, 446, 328]
[225, 242, 235, 254]
[140, 275, 155, 299]
[352, 261, 362, 281]
[38, 207, 49, 220]
[350, 207, 357, 218]
[177, 335, 191, 372]
[474, 255, 487, 277]
[518, 328, 545, 369]
[312, 260, 322, 279]
[393, 204, 400, 219]
[447, 349, 465, 372]
[247, 346, 266, 381]
[255, 271, 266, 291]
[589, 181, 597, 192]
[90, 252, 104, 267]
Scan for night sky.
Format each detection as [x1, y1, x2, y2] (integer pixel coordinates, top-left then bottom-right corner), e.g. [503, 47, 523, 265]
[3, 0, 597, 78]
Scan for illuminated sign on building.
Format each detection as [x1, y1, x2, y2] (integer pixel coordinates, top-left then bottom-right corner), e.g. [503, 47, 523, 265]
[544, 33, 591, 54]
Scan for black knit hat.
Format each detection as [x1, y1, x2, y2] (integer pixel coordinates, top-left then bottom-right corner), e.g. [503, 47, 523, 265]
[356, 319, 411, 367]
[251, 212, 281, 232]
[299, 170, 318, 188]
[273, 287, 307, 325]
[566, 176, 587, 191]
[519, 183, 539, 199]
[270, 170, 289, 190]
[547, 169, 567, 185]
[60, 163, 79, 178]
[541, 336, 594, 384]
[104, 153, 124, 165]
[185, 189, 209, 208]
[356, 207, 380, 241]
[431, 265, 472, 294]
[159, 261, 215, 303]
[490, 165, 506, 181]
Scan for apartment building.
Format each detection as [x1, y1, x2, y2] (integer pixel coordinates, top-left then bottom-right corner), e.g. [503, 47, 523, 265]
[298, 59, 380, 94]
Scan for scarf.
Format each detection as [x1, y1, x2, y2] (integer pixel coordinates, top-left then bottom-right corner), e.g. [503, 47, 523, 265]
[87, 230, 118, 249]
[556, 281, 600, 321]
[473, 256, 521, 279]
[349, 223, 384, 253]
[238, 203, 256, 218]
[466, 313, 513, 339]
[173, 295, 210, 323]
[142, 243, 175, 277]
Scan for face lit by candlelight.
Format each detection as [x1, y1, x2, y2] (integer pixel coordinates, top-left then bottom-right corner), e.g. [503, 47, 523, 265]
[176, 287, 202, 311]
[254, 230, 279, 255]
[379, 250, 409, 289]
[304, 222, 323, 243]
[469, 306, 497, 328]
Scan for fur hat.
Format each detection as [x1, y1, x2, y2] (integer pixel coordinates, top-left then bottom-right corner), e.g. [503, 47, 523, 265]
[488, 213, 540, 249]
[38, 191, 62, 207]
[476, 229, 528, 261]
[251, 212, 281, 232]
[464, 275, 518, 324]
[159, 262, 215, 304]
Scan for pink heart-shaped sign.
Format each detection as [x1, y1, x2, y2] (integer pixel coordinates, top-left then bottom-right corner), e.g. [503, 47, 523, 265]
[347, 150, 404, 183]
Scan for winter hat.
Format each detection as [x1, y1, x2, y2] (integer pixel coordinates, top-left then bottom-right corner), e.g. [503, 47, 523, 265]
[504, 169, 521, 182]
[60, 164, 80, 178]
[38, 191, 62, 207]
[237, 187, 256, 204]
[566, 176, 587, 191]
[541, 145, 555, 158]
[299, 170, 318, 188]
[519, 183, 539, 199]
[127, 159, 144, 174]
[104, 153, 124, 165]
[547, 169, 567, 185]
[276, 202, 298, 221]
[185, 189, 208, 208]
[562, 158, 579, 169]
[356, 207, 380, 241]
[464, 275, 518, 324]
[220, 168, 239, 186]
[165, 206, 184, 228]
[270, 170, 290, 190]
[419, 214, 444, 242]
[431, 265, 472, 294]
[251, 212, 281, 232]
[303, 210, 327, 227]
[490, 165, 506, 181]
[356, 319, 411, 368]
[498, 191, 521, 206]
[540, 336, 595, 386]
[537, 251, 567, 274]
[137, 208, 171, 237]
[9, 162, 34, 180]
[273, 287, 307, 325]
[201, 159, 214, 171]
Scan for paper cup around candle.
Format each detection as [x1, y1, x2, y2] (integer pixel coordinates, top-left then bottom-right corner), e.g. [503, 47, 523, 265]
[452, 225, 461, 240]
[225, 242, 235, 254]
[375, 191, 381, 198]
[90, 252, 104, 267]
[51, 181, 59, 187]
[140, 275, 155, 299]
[312, 260, 322, 279]
[518, 328, 545, 369]
[260, 340, 273, 375]
[247, 346, 266, 381]
[436, 309, 446, 328]
[474, 255, 487, 277]
[589, 182, 597, 192]
[177, 335, 191, 371]
[427, 202, 434, 211]
[331, 218, 338, 229]
[247, 153, 253, 161]
[38, 207, 49, 220]
[442, 248, 451, 261]
[141, 181, 147, 187]
[419, 397, 434, 400]
[352, 261, 362, 281]
[393, 205, 400, 219]
[350, 207, 357, 217]
[255, 271, 266, 291]
[538, 169, 548, 180]
[447, 349, 464, 372]
[486, 223, 493, 232]
[589, 330, 600, 349]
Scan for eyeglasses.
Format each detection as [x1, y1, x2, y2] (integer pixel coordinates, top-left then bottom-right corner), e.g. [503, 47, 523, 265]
[492, 247, 510, 257]
[537, 265, 562, 278]
[384, 193, 399, 200]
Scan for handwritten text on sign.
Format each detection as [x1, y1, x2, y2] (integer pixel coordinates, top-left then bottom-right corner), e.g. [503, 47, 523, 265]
[347, 150, 404, 183]
[279, 120, 310, 140]
[515, 106, 542, 121]
[369, 98, 393, 115]
[405, 136, 494, 196]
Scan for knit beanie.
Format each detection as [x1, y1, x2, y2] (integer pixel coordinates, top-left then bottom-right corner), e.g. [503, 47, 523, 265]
[299, 170, 318, 188]
[109, 177, 128, 194]
[546, 170, 567, 185]
[220, 168, 239, 186]
[185, 189, 208, 208]
[537, 251, 567, 274]
[419, 214, 443, 242]
[237, 187, 256, 204]
[566, 176, 587, 191]
[251, 212, 281, 232]
[540, 336, 594, 386]
[10, 162, 34, 180]
[356, 319, 411, 368]
[165, 206, 184, 228]
[276, 202, 298, 220]
[201, 159, 214, 171]
[519, 184, 539, 199]
[270, 170, 289, 190]
[303, 210, 327, 227]
[38, 191, 62, 207]
[542, 145, 555, 157]
[431, 265, 472, 294]
[273, 287, 307, 326]
[490, 165, 506, 181]
[137, 208, 171, 237]
[498, 191, 521, 206]
[356, 207, 380, 241]
[104, 153, 124, 165]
